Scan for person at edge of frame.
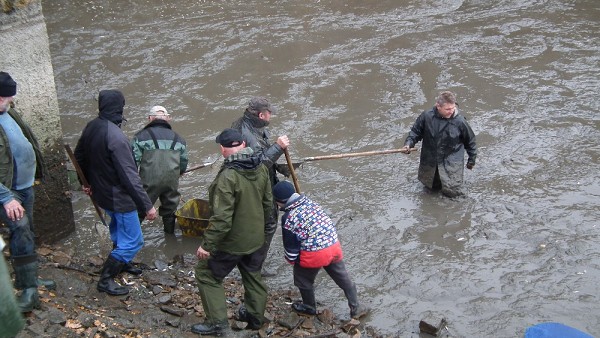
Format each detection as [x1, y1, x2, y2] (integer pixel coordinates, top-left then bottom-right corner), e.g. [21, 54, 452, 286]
[0, 71, 56, 314]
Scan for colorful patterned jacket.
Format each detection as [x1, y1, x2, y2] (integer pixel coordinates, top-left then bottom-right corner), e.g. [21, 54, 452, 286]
[280, 194, 343, 268]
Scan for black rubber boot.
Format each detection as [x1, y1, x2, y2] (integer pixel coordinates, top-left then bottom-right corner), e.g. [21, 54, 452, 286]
[191, 320, 231, 336]
[13, 255, 56, 291]
[162, 215, 176, 234]
[121, 262, 142, 275]
[345, 283, 370, 319]
[236, 305, 262, 329]
[111, 243, 142, 275]
[97, 255, 129, 296]
[292, 288, 317, 315]
[12, 255, 41, 313]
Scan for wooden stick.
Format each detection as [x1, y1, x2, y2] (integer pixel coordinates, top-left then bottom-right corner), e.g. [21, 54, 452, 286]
[64, 144, 108, 227]
[183, 159, 217, 174]
[302, 147, 417, 162]
[284, 148, 301, 193]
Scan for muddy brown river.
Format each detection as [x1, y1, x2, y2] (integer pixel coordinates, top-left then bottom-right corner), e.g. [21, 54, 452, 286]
[41, 1, 599, 336]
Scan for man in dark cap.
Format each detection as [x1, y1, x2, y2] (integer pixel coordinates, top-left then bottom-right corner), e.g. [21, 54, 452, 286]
[231, 96, 290, 276]
[192, 128, 272, 335]
[74, 89, 157, 296]
[0, 71, 56, 312]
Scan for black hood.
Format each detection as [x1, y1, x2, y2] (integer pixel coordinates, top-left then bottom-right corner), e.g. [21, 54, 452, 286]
[98, 90, 126, 126]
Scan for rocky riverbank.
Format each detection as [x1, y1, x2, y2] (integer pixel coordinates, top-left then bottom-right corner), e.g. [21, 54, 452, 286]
[10, 244, 393, 338]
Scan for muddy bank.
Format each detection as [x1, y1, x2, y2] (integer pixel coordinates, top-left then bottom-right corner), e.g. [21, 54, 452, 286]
[10, 244, 408, 338]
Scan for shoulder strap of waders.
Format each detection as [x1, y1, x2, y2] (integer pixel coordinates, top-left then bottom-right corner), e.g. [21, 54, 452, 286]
[145, 128, 160, 149]
[170, 133, 178, 150]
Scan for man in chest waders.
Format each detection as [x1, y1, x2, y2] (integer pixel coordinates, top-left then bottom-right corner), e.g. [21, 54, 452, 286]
[131, 105, 188, 234]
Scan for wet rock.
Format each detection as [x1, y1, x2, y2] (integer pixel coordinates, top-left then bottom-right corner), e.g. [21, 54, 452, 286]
[46, 307, 67, 325]
[277, 311, 302, 329]
[154, 259, 169, 271]
[24, 321, 46, 336]
[419, 313, 447, 336]
[160, 305, 185, 317]
[263, 311, 274, 323]
[232, 320, 247, 330]
[76, 312, 96, 328]
[102, 329, 120, 338]
[317, 308, 336, 325]
[88, 256, 104, 267]
[172, 253, 198, 267]
[152, 285, 163, 295]
[37, 247, 53, 256]
[166, 317, 180, 327]
[143, 270, 177, 288]
[157, 294, 172, 304]
[301, 315, 315, 329]
[46, 324, 76, 338]
[51, 250, 73, 266]
[342, 319, 361, 334]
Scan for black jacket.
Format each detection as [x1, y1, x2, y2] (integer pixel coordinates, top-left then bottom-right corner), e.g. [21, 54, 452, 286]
[404, 107, 477, 194]
[74, 90, 152, 213]
[231, 111, 285, 186]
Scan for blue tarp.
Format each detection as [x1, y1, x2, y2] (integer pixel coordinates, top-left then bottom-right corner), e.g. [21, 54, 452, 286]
[525, 323, 594, 338]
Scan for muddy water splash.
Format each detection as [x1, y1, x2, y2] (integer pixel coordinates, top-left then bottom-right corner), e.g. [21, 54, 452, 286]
[43, 0, 600, 336]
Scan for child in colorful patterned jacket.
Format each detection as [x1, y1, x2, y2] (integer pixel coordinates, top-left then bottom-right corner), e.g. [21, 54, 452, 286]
[273, 180, 370, 319]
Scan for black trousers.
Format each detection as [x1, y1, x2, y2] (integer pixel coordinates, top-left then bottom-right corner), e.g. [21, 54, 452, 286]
[293, 260, 353, 291]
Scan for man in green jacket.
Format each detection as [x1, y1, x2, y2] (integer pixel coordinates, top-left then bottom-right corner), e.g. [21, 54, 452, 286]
[192, 128, 272, 336]
[0, 71, 55, 313]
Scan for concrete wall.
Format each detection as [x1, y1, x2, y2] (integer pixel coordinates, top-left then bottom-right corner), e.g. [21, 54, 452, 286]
[0, 0, 75, 243]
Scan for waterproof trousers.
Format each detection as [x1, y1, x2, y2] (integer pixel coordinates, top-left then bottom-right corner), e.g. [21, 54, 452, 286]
[105, 209, 144, 263]
[195, 250, 267, 326]
[0, 246, 25, 337]
[294, 259, 366, 317]
[255, 200, 278, 268]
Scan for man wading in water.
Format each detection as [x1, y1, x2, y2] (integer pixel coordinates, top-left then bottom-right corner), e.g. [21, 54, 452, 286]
[402, 91, 477, 197]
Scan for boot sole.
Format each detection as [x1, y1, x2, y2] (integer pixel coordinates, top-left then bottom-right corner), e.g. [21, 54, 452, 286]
[97, 287, 129, 296]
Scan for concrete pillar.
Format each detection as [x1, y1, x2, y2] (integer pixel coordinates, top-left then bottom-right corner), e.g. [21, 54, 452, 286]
[0, 0, 75, 243]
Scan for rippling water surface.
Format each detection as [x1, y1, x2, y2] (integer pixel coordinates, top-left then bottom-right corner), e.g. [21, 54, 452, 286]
[42, 0, 600, 336]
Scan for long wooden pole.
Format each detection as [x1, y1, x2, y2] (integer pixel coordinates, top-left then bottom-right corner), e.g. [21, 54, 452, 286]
[183, 159, 217, 174]
[302, 147, 417, 162]
[64, 144, 108, 227]
[284, 148, 301, 193]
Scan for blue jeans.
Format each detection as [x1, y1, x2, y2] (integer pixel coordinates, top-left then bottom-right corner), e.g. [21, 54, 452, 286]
[0, 187, 35, 257]
[105, 210, 144, 263]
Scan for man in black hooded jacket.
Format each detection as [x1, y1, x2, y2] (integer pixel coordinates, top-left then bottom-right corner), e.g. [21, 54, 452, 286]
[75, 89, 157, 296]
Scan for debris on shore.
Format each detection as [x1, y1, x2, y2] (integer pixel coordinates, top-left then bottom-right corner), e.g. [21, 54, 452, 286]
[10, 244, 395, 338]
